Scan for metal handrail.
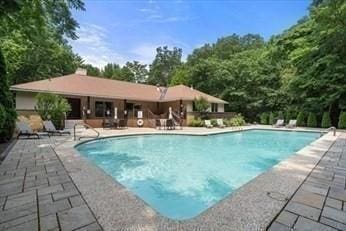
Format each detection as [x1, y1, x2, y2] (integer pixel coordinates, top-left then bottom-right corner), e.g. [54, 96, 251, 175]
[321, 126, 336, 136]
[147, 110, 158, 128]
[171, 111, 183, 129]
[73, 122, 100, 141]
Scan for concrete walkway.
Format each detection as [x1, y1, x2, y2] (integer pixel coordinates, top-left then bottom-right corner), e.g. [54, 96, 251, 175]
[268, 133, 346, 231]
[0, 137, 102, 231]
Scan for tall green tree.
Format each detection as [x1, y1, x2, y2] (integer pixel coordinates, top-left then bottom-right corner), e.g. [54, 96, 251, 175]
[124, 61, 148, 83]
[0, 0, 84, 84]
[148, 46, 182, 86]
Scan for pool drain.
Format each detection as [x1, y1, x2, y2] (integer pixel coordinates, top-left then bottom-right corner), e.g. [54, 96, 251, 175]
[266, 191, 288, 201]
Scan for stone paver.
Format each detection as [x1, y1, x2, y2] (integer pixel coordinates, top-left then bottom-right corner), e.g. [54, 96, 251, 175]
[0, 137, 102, 231]
[268, 133, 346, 230]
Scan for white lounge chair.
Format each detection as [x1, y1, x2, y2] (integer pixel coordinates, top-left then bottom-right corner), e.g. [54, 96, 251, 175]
[16, 121, 47, 139]
[43, 120, 70, 136]
[204, 120, 213, 128]
[216, 119, 225, 128]
[286, 120, 297, 128]
[273, 119, 285, 128]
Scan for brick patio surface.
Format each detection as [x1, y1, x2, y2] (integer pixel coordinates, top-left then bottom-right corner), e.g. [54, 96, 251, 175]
[268, 133, 346, 231]
[0, 137, 102, 231]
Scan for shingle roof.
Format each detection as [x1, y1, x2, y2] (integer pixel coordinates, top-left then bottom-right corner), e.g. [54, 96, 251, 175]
[11, 74, 228, 104]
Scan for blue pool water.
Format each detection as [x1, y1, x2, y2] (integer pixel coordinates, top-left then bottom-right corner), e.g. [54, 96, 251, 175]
[76, 130, 319, 220]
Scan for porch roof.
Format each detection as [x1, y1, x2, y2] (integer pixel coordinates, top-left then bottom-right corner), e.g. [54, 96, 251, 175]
[11, 74, 228, 104]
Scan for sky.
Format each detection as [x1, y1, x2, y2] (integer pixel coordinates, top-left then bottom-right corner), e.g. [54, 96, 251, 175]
[70, 0, 311, 68]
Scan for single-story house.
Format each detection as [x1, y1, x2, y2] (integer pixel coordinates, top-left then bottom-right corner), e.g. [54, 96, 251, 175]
[10, 69, 232, 127]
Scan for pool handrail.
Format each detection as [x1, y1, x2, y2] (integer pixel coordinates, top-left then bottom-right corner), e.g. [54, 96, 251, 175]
[73, 122, 100, 141]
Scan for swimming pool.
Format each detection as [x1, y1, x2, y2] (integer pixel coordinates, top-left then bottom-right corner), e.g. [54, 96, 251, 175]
[76, 129, 319, 220]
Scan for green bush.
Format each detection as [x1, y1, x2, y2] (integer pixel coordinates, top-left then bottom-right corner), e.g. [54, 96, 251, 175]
[210, 119, 218, 127]
[259, 112, 269, 125]
[285, 110, 297, 123]
[35, 93, 71, 129]
[269, 112, 275, 125]
[296, 112, 306, 127]
[226, 114, 246, 126]
[277, 111, 284, 119]
[338, 111, 346, 129]
[0, 49, 16, 142]
[321, 112, 331, 128]
[188, 118, 204, 127]
[307, 112, 317, 127]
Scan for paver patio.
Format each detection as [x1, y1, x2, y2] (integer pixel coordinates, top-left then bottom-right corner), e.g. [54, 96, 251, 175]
[0, 128, 345, 231]
[0, 137, 102, 231]
[268, 133, 346, 231]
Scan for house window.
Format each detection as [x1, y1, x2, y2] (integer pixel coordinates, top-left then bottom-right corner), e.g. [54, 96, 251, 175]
[211, 103, 218, 112]
[95, 101, 113, 117]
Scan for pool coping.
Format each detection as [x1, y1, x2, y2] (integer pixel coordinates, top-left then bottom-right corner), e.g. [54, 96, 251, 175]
[54, 127, 338, 230]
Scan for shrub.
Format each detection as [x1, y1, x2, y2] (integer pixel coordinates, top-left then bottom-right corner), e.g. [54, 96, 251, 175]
[269, 112, 275, 125]
[296, 112, 306, 127]
[210, 119, 218, 127]
[188, 118, 204, 127]
[285, 110, 297, 123]
[259, 112, 269, 125]
[0, 49, 16, 142]
[35, 93, 71, 129]
[193, 97, 210, 119]
[277, 111, 284, 119]
[227, 114, 246, 126]
[321, 112, 331, 128]
[338, 111, 346, 129]
[307, 112, 317, 127]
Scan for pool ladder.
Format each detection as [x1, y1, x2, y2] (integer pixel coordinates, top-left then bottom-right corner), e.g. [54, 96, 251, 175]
[73, 122, 100, 141]
[320, 126, 336, 137]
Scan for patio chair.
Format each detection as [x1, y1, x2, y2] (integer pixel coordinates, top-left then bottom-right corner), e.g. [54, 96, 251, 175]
[285, 120, 297, 128]
[217, 119, 225, 128]
[155, 119, 162, 130]
[43, 120, 70, 136]
[273, 119, 285, 128]
[102, 118, 116, 129]
[118, 119, 127, 129]
[16, 121, 46, 139]
[204, 120, 213, 128]
[166, 119, 175, 130]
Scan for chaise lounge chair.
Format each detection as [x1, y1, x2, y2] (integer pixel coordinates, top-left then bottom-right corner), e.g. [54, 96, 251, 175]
[285, 120, 297, 128]
[43, 120, 71, 136]
[204, 120, 213, 128]
[273, 119, 285, 128]
[216, 119, 226, 128]
[16, 121, 45, 139]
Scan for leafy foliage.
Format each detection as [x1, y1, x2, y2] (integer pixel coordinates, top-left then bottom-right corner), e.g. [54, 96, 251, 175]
[321, 112, 331, 128]
[296, 112, 306, 127]
[307, 112, 317, 127]
[148, 46, 182, 86]
[0, 48, 16, 142]
[35, 93, 71, 129]
[193, 97, 209, 113]
[269, 112, 275, 125]
[225, 114, 246, 126]
[188, 118, 204, 127]
[259, 112, 269, 125]
[338, 112, 346, 129]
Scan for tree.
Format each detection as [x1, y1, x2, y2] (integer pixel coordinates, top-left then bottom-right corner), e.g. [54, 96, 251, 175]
[259, 112, 269, 125]
[0, 49, 16, 142]
[148, 46, 182, 86]
[80, 64, 101, 76]
[169, 65, 190, 86]
[307, 112, 317, 127]
[338, 112, 346, 129]
[0, 0, 84, 84]
[321, 112, 331, 128]
[296, 112, 306, 127]
[125, 61, 148, 83]
[35, 93, 71, 129]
